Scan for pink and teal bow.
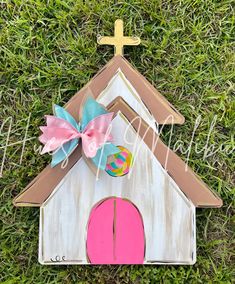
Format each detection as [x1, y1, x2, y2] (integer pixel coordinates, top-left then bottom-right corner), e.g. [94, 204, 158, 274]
[39, 96, 120, 170]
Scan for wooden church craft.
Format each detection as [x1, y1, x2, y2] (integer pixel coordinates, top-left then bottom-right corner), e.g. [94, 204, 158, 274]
[14, 20, 222, 265]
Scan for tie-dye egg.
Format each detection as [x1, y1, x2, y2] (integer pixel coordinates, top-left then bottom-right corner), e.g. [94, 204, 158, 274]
[105, 146, 133, 177]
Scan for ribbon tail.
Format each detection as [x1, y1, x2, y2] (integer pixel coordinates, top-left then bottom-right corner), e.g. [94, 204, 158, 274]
[51, 139, 79, 167]
[92, 143, 120, 170]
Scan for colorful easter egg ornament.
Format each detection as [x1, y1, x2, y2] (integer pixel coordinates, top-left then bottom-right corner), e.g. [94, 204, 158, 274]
[105, 146, 133, 177]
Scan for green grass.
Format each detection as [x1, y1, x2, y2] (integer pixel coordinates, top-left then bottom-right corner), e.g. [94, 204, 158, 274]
[0, 0, 234, 283]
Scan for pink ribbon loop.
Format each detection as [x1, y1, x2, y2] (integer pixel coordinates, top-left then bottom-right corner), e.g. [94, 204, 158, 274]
[39, 113, 114, 158]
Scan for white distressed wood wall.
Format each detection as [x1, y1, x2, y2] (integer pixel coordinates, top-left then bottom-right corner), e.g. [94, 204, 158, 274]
[39, 113, 196, 265]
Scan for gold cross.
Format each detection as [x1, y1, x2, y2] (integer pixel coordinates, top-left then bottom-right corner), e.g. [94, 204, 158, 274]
[97, 19, 141, 56]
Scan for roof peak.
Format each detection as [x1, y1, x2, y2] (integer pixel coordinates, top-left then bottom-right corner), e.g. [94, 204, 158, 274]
[65, 55, 185, 125]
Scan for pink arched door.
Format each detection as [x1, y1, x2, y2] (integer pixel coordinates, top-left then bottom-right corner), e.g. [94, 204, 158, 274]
[86, 197, 145, 264]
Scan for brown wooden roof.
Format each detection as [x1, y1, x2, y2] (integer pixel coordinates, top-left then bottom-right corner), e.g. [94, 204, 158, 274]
[14, 97, 222, 208]
[65, 55, 185, 124]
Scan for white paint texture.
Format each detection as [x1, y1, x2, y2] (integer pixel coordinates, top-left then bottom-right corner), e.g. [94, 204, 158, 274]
[39, 113, 196, 265]
[97, 70, 157, 131]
